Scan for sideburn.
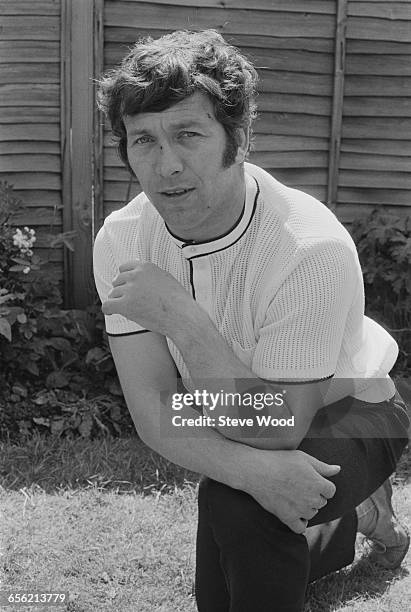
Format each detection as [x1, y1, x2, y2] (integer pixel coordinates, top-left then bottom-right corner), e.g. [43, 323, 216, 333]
[222, 130, 239, 168]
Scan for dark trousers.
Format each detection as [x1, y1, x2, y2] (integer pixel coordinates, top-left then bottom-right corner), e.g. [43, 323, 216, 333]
[195, 393, 410, 612]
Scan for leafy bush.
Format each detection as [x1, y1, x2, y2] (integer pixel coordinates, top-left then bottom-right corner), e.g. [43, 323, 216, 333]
[0, 182, 131, 440]
[0, 182, 85, 379]
[351, 209, 411, 375]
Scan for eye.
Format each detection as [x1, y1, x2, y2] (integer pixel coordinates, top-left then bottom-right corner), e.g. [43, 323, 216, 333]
[180, 131, 199, 139]
[132, 135, 153, 145]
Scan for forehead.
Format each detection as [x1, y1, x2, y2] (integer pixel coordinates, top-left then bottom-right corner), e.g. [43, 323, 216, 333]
[123, 91, 218, 133]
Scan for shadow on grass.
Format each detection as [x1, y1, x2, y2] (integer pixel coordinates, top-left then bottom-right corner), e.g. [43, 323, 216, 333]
[305, 556, 409, 611]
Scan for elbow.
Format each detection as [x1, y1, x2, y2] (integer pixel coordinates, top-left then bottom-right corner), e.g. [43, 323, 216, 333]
[131, 411, 155, 446]
[123, 400, 156, 447]
[133, 418, 159, 450]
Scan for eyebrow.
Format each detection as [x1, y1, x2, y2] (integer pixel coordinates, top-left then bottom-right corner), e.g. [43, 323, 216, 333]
[127, 118, 209, 136]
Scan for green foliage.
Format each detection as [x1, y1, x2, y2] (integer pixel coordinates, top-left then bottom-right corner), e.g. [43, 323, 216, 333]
[350, 209, 411, 374]
[0, 183, 81, 377]
[29, 391, 126, 438]
[0, 182, 130, 441]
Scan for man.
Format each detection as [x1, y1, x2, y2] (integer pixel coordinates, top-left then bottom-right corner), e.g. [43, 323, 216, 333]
[94, 30, 409, 611]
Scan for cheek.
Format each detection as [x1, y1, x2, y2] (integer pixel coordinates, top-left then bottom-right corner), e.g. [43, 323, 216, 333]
[128, 155, 152, 182]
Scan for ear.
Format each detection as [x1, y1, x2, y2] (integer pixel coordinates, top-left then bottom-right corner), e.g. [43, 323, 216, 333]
[234, 127, 250, 164]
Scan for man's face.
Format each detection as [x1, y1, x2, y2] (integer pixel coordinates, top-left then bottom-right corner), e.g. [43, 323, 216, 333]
[124, 91, 247, 240]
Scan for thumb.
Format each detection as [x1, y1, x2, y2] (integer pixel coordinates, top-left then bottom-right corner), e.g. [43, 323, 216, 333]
[101, 300, 115, 316]
[306, 455, 341, 476]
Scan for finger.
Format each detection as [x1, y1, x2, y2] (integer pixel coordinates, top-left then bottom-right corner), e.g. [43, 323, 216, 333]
[321, 480, 337, 500]
[119, 261, 140, 273]
[307, 456, 341, 477]
[296, 518, 309, 534]
[102, 298, 122, 316]
[317, 495, 328, 508]
[286, 518, 309, 535]
[111, 274, 128, 287]
[304, 507, 319, 520]
[107, 287, 124, 299]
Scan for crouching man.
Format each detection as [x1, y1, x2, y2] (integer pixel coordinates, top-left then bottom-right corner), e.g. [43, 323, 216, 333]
[94, 30, 409, 611]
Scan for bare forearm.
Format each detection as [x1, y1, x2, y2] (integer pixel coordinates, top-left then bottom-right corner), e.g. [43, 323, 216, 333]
[173, 303, 252, 381]
[130, 387, 258, 491]
[127, 388, 341, 536]
[169, 305, 303, 448]
[169, 303, 355, 449]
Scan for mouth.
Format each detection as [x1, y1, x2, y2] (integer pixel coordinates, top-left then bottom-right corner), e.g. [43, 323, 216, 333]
[160, 187, 195, 198]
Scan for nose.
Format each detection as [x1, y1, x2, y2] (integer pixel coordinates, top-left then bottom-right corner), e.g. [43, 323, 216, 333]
[157, 142, 183, 178]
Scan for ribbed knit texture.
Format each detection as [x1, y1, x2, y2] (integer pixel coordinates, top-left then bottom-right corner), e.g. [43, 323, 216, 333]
[93, 163, 397, 399]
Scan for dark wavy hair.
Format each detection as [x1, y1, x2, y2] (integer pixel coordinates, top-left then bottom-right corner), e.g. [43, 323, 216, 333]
[97, 29, 258, 173]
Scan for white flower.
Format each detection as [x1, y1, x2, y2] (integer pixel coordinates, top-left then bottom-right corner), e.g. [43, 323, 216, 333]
[23, 266, 31, 274]
[12, 227, 36, 254]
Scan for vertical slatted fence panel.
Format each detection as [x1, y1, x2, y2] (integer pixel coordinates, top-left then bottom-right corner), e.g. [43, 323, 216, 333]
[102, 0, 337, 218]
[0, 0, 63, 269]
[338, 0, 411, 223]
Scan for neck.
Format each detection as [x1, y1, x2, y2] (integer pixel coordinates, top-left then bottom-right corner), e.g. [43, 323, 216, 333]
[168, 166, 246, 243]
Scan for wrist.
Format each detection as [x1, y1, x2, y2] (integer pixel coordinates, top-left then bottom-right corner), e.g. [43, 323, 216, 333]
[160, 293, 203, 338]
[229, 442, 263, 492]
[170, 299, 212, 346]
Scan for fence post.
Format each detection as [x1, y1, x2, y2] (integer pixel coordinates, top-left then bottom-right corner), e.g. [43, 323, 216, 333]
[327, 0, 348, 212]
[60, 0, 103, 309]
[93, 0, 105, 238]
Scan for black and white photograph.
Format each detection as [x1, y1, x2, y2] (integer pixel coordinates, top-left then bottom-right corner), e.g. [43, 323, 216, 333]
[1, 1, 410, 611]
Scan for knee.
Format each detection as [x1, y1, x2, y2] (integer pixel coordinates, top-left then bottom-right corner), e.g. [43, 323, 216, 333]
[198, 477, 287, 541]
[200, 477, 256, 520]
[199, 477, 245, 523]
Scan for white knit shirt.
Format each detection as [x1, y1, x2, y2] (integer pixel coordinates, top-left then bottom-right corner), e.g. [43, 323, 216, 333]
[93, 163, 397, 402]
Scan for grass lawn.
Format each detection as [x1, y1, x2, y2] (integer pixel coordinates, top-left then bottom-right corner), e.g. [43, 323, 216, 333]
[1, 434, 410, 612]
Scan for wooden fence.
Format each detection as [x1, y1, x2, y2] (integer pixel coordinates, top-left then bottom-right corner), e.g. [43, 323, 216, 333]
[0, 0, 62, 271]
[1, 0, 410, 308]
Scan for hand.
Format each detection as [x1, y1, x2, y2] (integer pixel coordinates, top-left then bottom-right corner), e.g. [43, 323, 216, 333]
[102, 261, 195, 334]
[246, 449, 340, 534]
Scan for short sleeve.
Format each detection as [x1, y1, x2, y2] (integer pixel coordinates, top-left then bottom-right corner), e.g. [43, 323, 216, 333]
[93, 224, 147, 336]
[252, 241, 356, 380]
